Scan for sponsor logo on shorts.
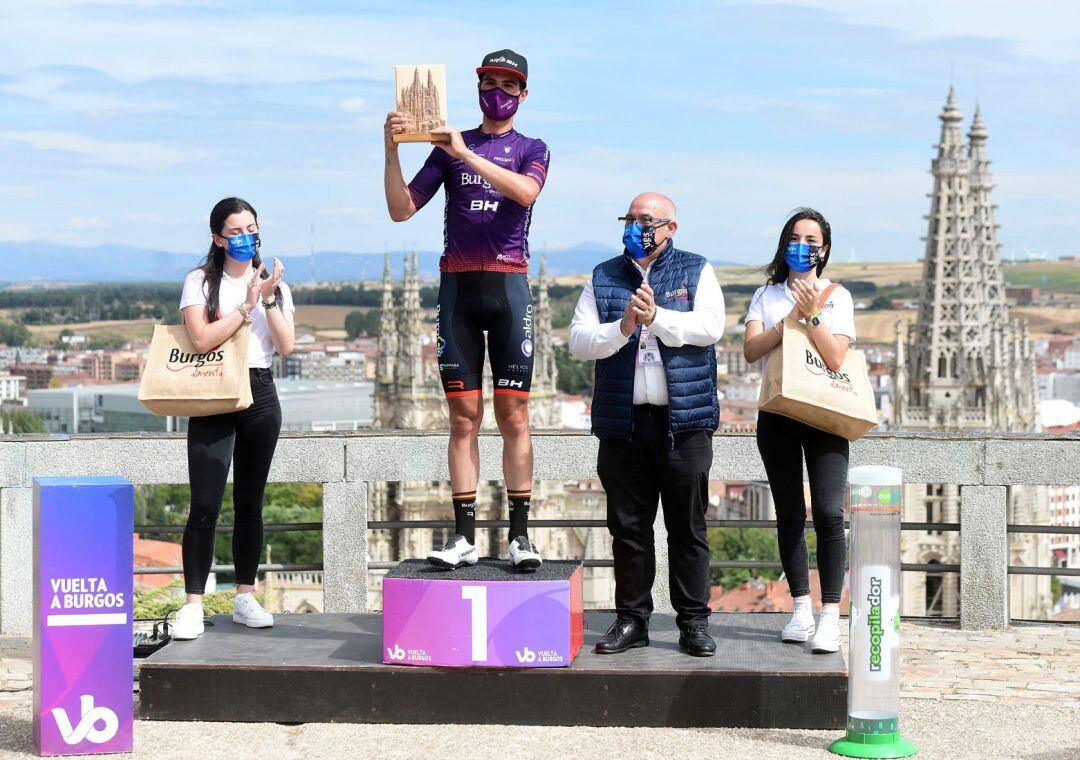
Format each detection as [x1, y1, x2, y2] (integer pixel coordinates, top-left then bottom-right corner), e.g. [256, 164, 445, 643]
[435, 336, 446, 357]
[521, 339, 533, 358]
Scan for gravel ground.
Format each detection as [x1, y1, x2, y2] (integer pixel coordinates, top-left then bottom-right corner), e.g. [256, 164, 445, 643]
[0, 698, 1076, 760]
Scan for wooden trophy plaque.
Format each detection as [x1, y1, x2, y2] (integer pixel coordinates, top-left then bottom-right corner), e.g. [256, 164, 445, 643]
[393, 64, 450, 143]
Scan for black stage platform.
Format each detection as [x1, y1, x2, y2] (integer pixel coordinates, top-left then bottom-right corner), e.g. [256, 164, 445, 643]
[386, 557, 581, 581]
[139, 612, 846, 728]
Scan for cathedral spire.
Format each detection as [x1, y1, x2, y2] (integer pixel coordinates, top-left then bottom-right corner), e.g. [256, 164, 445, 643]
[893, 90, 1035, 433]
[375, 251, 400, 428]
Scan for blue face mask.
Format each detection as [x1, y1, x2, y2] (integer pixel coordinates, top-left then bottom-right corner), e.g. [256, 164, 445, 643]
[784, 241, 821, 272]
[623, 222, 660, 260]
[223, 232, 260, 262]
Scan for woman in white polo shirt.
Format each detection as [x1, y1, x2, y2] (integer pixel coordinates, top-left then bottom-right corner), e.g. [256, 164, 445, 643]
[742, 208, 855, 654]
[171, 197, 296, 640]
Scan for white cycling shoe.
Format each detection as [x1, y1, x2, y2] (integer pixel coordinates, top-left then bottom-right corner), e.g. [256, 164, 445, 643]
[508, 536, 542, 572]
[427, 534, 479, 569]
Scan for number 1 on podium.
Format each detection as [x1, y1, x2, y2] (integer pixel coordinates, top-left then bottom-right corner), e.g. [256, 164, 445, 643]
[461, 586, 488, 662]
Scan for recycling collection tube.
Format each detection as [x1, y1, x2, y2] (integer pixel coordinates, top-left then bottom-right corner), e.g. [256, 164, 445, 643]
[830, 465, 916, 759]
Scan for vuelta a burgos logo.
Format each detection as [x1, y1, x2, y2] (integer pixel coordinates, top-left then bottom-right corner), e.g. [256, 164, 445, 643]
[166, 347, 225, 373]
[52, 695, 119, 746]
[386, 644, 406, 661]
[515, 646, 563, 664]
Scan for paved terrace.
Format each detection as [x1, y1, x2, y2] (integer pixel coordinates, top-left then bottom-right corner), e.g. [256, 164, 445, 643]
[0, 430, 1077, 758]
[0, 620, 1077, 758]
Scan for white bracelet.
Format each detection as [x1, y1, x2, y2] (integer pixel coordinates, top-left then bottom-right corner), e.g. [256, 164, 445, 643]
[237, 306, 254, 323]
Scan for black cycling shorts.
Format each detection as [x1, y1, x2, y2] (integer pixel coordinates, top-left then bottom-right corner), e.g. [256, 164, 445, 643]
[436, 271, 534, 398]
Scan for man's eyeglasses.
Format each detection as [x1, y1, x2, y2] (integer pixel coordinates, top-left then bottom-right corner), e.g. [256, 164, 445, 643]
[618, 215, 672, 229]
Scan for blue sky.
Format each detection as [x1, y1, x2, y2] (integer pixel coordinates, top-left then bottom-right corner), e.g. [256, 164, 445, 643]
[2, 0, 1078, 266]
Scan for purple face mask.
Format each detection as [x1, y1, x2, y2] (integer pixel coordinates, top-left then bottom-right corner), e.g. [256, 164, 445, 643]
[479, 87, 520, 120]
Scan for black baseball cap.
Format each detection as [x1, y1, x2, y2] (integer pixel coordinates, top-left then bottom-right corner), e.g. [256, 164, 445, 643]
[476, 49, 528, 85]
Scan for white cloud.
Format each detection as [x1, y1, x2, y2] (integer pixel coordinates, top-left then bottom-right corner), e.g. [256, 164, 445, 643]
[67, 216, 109, 229]
[338, 97, 366, 114]
[1, 4, 488, 84]
[0, 130, 210, 171]
[771, 0, 1080, 62]
[318, 207, 373, 218]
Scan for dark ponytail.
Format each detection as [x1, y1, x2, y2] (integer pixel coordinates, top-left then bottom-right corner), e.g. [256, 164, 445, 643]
[194, 197, 281, 321]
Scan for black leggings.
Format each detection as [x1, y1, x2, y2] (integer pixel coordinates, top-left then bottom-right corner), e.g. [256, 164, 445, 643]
[756, 411, 848, 604]
[183, 368, 282, 594]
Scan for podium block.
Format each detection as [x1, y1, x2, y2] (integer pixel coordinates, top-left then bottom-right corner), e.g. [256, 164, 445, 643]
[34, 477, 134, 756]
[382, 559, 583, 668]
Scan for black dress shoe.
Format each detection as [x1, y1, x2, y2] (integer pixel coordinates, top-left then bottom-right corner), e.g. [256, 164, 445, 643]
[595, 616, 649, 654]
[679, 624, 716, 657]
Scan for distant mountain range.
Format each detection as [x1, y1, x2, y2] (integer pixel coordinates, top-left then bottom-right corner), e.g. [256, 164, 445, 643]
[0, 241, 745, 284]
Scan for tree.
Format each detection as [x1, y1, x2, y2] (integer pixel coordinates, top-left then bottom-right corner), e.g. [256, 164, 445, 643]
[135, 483, 324, 567]
[0, 410, 46, 434]
[708, 527, 782, 589]
[869, 295, 893, 311]
[0, 319, 31, 347]
[345, 310, 380, 339]
[554, 345, 593, 396]
[708, 525, 818, 590]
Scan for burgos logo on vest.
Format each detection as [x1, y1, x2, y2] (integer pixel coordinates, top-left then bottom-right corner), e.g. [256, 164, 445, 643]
[52, 695, 119, 746]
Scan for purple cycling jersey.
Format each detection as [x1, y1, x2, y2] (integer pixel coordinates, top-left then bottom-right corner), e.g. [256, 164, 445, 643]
[407, 126, 550, 273]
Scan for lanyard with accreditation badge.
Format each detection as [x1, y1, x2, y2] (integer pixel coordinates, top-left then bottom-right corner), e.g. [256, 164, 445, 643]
[635, 273, 662, 366]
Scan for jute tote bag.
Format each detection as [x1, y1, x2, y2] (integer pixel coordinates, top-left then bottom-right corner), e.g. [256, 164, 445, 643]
[138, 323, 252, 417]
[757, 285, 878, 441]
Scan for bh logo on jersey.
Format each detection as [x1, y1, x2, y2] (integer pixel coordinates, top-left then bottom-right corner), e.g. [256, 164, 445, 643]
[470, 200, 499, 212]
[515, 646, 537, 663]
[386, 644, 406, 660]
[52, 695, 119, 746]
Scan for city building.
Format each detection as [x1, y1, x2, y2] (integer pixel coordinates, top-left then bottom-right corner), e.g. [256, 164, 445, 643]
[28, 380, 374, 434]
[0, 374, 26, 403]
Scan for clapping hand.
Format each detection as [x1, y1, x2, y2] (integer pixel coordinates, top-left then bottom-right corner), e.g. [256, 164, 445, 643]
[789, 279, 819, 318]
[630, 283, 656, 326]
[244, 264, 263, 311]
[260, 258, 284, 302]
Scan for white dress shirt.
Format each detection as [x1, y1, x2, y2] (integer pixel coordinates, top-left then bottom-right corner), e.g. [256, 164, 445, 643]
[569, 257, 726, 405]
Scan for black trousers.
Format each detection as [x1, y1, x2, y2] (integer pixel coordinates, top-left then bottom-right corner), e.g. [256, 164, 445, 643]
[597, 405, 712, 630]
[755, 410, 848, 604]
[183, 368, 282, 594]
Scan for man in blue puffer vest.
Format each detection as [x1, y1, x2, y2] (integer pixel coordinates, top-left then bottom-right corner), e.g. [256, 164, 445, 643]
[569, 192, 726, 657]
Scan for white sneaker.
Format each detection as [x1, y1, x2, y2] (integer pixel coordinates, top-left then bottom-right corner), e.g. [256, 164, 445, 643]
[233, 592, 274, 628]
[427, 534, 478, 569]
[171, 602, 204, 640]
[811, 607, 842, 653]
[508, 536, 542, 571]
[781, 598, 816, 643]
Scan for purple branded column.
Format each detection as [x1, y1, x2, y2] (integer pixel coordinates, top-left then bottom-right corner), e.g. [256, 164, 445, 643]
[33, 477, 134, 756]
